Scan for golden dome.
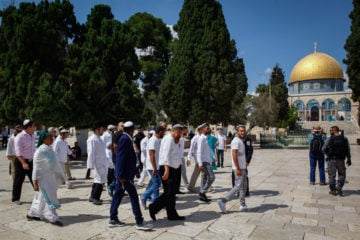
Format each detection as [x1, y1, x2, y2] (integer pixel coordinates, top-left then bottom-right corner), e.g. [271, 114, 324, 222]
[289, 51, 344, 84]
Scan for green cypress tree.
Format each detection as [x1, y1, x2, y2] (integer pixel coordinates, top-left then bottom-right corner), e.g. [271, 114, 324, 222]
[160, 0, 245, 125]
[344, 0, 360, 124]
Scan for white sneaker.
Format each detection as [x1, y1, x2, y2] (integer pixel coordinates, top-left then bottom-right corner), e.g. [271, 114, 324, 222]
[136, 222, 153, 231]
[217, 199, 227, 213]
[239, 204, 248, 212]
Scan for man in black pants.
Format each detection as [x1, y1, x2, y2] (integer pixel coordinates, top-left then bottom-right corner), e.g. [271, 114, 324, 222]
[12, 119, 36, 205]
[149, 124, 185, 221]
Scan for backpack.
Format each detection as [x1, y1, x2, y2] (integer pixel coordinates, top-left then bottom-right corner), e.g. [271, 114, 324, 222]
[243, 136, 253, 163]
[310, 134, 324, 154]
[327, 135, 347, 159]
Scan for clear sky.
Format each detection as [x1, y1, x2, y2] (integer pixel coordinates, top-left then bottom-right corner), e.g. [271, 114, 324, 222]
[14, 0, 353, 93]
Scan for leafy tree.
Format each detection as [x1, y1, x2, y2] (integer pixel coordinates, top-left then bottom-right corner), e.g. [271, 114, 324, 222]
[62, 4, 143, 127]
[248, 95, 279, 128]
[125, 13, 172, 124]
[0, 0, 78, 126]
[255, 64, 289, 127]
[160, 0, 245, 126]
[344, 0, 360, 124]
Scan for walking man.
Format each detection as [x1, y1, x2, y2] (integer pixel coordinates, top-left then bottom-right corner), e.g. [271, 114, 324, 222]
[197, 123, 215, 202]
[12, 119, 36, 205]
[323, 126, 351, 196]
[141, 126, 166, 209]
[217, 125, 248, 213]
[53, 128, 75, 189]
[148, 124, 185, 221]
[308, 124, 327, 185]
[187, 126, 200, 193]
[109, 121, 153, 230]
[87, 122, 108, 205]
[216, 128, 226, 168]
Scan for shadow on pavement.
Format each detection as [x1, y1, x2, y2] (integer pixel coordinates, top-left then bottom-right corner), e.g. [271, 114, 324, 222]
[249, 189, 280, 197]
[60, 214, 108, 226]
[343, 189, 360, 196]
[248, 203, 288, 213]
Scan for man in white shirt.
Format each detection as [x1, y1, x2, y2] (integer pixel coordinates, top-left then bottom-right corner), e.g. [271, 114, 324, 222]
[186, 127, 200, 192]
[196, 123, 215, 202]
[101, 124, 115, 146]
[217, 125, 248, 213]
[177, 126, 189, 194]
[87, 122, 108, 205]
[216, 128, 227, 168]
[148, 124, 185, 221]
[6, 125, 22, 180]
[141, 126, 166, 209]
[137, 130, 154, 187]
[53, 128, 75, 188]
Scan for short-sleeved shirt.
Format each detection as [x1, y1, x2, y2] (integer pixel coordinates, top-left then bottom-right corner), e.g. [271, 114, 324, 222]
[146, 135, 162, 170]
[217, 134, 226, 150]
[231, 136, 246, 170]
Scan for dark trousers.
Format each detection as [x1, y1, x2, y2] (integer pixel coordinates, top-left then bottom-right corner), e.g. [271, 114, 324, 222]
[12, 158, 33, 202]
[110, 179, 143, 225]
[2, 136, 8, 148]
[85, 168, 91, 179]
[90, 183, 103, 200]
[328, 159, 346, 190]
[232, 168, 249, 195]
[150, 166, 180, 218]
[217, 149, 224, 167]
[107, 168, 115, 185]
[176, 164, 182, 193]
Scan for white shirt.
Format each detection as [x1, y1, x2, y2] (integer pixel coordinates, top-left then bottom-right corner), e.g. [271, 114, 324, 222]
[146, 135, 162, 170]
[53, 136, 72, 163]
[196, 134, 212, 166]
[217, 134, 226, 150]
[179, 137, 185, 160]
[140, 137, 149, 164]
[86, 134, 107, 169]
[101, 130, 112, 146]
[231, 136, 246, 169]
[159, 134, 182, 169]
[106, 148, 114, 169]
[187, 134, 199, 161]
[6, 134, 16, 157]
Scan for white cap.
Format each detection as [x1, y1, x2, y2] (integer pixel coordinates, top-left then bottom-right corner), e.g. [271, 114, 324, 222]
[60, 129, 69, 133]
[107, 124, 115, 130]
[124, 121, 134, 128]
[149, 130, 155, 135]
[23, 119, 31, 126]
[197, 123, 207, 129]
[172, 124, 183, 129]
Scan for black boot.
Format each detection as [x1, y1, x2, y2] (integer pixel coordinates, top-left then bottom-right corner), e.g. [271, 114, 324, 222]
[199, 192, 211, 202]
[329, 184, 337, 196]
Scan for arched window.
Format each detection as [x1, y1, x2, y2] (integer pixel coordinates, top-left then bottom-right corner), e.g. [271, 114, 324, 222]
[306, 99, 319, 110]
[293, 100, 304, 111]
[322, 98, 336, 110]
[338, 98, 351, 111]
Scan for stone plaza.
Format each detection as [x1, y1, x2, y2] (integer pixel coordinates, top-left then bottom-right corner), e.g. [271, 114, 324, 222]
[0, 145, 359, 240]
